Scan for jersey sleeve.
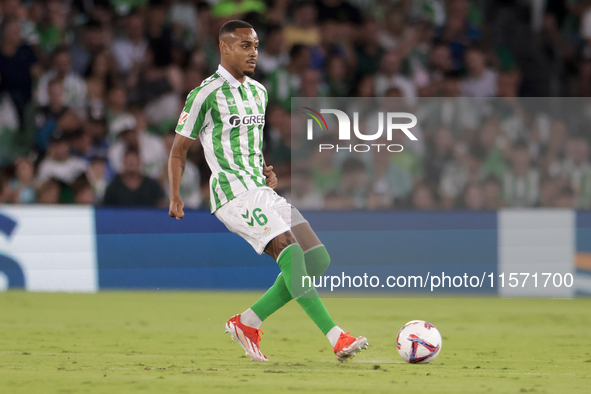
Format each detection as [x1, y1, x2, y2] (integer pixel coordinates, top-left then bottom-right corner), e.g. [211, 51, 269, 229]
[175, 87, 208, 140]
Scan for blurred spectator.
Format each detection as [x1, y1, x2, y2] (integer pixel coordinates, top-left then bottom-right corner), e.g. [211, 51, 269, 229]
[212, 0, 266, 18]
[461, 182, 485, 210]
[558, 136, 591, 209]
[0, 87, 21, 166]
[290, 167, 324, 209]
[503, 140, 540, 207]
[299, 68, 326, 97]
[544, 118, 570, 177]
[69, 19, 108, 75]
[85, 50, 117, 120]
[146, 1, 174, 68]
[127, 48, 183, 133]
[257, 25, 287, 77]
[315, 0, 361, 25]
[374, 51, 416, 100]
[71, 174, 95, 204]
[36, 131, 87, 185]
[461, 46, 498, 97]
[36, 178, 61, 204]
[106, 86, 130, 136]
[435, 0, 481, 70]
[107, 111, 167, 179]
[9, 156, 36, 203]
[82, 117, 110, 162]
[439, 150, 483, 209]
[473, 117, 508, 180]
[0, 18, 38, 122]
[36, 47, 87, 117]
[483, 176, 502, 210]
[424, 127, 454, 188]
[371, 137, 413, 204]
[284, 1, 320, 49]
[102, 148, 165, 206]
[0, 174, 9, 203]
[554, 186, 576, 209]
[36, 0, 71, 56]
[325, 55, 350, 97]
[266, 44, 310, 110]
[336, 157, 369, 209]
[0, 0, 40, 46]
[410, 182, 437, 210]
[309, 19, 353, 71]
[34, 78, 81, 153]
[354, 19, 385, 80]
[169, 0, 200, 50]
[112, 10, 148, 74]
[86, 156, 109, 204]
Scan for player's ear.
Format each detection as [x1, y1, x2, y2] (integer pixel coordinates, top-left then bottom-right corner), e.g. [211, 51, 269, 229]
[219, 39, 229, 55]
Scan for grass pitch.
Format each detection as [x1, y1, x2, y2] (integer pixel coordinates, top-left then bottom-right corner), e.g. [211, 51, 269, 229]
[0, 292, 589, 393]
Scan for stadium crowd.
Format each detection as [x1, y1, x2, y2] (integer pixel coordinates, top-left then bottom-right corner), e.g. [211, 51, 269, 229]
[1, 0, 591, 210]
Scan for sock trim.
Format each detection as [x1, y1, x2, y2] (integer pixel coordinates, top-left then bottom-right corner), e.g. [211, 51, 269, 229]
[276, 243, 300, 262]
[303, 244, 324, 254]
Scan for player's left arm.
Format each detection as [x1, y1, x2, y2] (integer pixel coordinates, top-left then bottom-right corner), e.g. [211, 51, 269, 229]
[168, 134, 194, 219]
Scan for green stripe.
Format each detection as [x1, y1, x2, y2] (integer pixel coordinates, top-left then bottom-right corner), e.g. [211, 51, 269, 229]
[218, 172, 234, 200]
[191, 94, 216, 139]
[221, 85, 248, 189]
[243, 85, 264, 186]
[211, 177, 222, 211]
[210, 87, 245, 201]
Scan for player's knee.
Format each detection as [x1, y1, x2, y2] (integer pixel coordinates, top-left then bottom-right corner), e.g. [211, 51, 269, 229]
[304, 245, 330, 277]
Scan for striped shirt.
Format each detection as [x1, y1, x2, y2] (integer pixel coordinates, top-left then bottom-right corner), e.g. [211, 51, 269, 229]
[175, 65, 268, 213]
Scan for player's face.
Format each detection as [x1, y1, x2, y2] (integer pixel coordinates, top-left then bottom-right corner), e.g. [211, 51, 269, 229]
[222, 28, 259, 77]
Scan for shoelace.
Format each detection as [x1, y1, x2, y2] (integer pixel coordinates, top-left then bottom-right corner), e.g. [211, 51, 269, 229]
[335, 332, 353, 349]
[243, 326, 264, 343]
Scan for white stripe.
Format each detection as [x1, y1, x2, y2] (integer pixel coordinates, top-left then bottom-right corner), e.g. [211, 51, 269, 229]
[243, 84, 265, 183]
[246, 83, 266, 182]
[215, 89, 249, 196]
[229, 88, 259, 189]
[199, 107, 228, 207]
[303, 244, 324, 254]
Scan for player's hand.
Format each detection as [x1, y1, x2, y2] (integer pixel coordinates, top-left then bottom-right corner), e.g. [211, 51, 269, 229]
[264, 165, 277, 189]
[169, 196, 185, 220]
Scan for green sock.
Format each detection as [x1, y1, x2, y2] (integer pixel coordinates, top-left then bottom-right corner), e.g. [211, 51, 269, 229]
[251, 245, 335, 335]
[251, 245, 331, 321]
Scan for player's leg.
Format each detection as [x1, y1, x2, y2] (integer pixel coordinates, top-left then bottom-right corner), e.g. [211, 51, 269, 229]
[261, 229, 368, 362]
[292, 222, 331, 278]
[247, 222, 330, 324]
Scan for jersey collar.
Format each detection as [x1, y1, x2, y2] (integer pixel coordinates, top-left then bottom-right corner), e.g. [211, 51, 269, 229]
[217, 64, 248, 89]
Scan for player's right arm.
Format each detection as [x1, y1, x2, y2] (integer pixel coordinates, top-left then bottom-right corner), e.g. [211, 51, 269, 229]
[168, 134, 194, 219]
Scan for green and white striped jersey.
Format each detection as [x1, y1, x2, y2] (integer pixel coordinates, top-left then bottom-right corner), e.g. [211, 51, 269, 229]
[175, 65, 268, 213]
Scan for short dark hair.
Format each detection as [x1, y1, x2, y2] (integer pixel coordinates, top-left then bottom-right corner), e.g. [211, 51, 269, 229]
[219, 20, 254, 39]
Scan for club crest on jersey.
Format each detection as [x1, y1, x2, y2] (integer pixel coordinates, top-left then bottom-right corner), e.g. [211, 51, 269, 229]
[177, 111, 189, 126]
[254, 96, 262, 106]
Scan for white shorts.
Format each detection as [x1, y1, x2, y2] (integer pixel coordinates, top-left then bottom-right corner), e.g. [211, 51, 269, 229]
[214, 186, 308, 255]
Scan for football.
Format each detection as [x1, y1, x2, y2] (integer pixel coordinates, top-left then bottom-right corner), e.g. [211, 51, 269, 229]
[396, 320, 442, 364]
